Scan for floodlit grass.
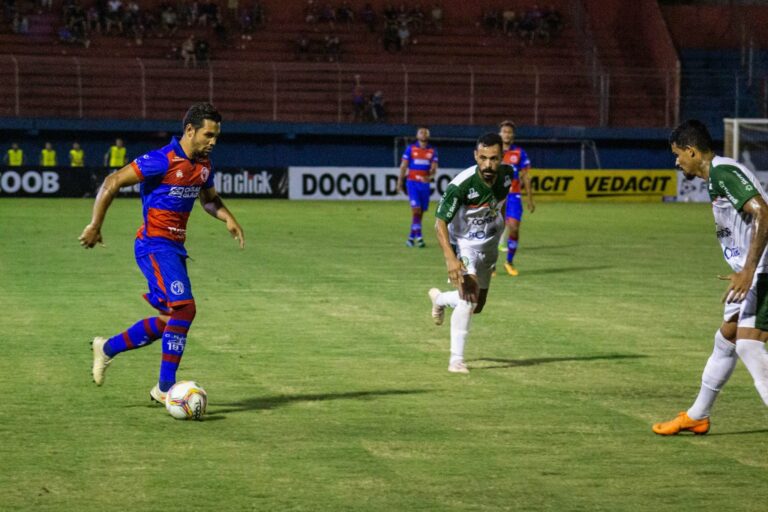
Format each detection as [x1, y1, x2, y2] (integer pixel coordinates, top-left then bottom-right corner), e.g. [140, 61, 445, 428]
[1, 199, 766, 511]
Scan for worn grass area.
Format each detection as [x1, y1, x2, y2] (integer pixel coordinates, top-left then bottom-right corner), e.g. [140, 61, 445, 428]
[0, 199, 766, 511]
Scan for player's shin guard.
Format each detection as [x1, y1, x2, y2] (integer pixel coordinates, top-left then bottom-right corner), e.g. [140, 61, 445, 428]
[158, 302, 196, 392]
[735, 339, 768, 406]
[103, 317, 168, 358]
[449, 300, 475, 365]
[687, 330, 737, 419]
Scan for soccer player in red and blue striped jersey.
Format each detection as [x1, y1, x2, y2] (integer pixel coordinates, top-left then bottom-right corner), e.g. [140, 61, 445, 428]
[397, 126, 438, 248]
[498, 120, 535, 276]
[79, 103, 244, 405]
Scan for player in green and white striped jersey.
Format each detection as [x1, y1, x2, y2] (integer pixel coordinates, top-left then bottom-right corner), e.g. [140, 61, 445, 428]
[427, 133, 516, 373]
[654, 120, 768, 435]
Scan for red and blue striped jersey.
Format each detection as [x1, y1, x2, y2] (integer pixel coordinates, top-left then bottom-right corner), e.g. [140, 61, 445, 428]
[402, 143, 438, 182]
[130, 137, 214, 254]
[503, 145, 530, 194]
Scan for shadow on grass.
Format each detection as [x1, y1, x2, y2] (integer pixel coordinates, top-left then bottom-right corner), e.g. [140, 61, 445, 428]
[517, 265, 613, 276]
[466, 354, 647, 370]
[705, 429, 768, 436]
[209, 389, 430, 416]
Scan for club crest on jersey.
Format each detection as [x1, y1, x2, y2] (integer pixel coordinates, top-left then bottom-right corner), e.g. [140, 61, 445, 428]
[201, 166, 210, 182]
[170, 281, 185, 295]
[468, 188, 479, 199]
[176, 170, 184, 178]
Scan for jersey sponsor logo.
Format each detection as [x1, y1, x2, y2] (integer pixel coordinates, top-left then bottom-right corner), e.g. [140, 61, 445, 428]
[170, 280, 185, 295]
[467, 187, 479, 199]
[168, 185, 202, 198]
[468, 215, 496, 226]
[716, 227, 732, 239]
[718, 181, 739, 205]
[723, 246, 741, 260]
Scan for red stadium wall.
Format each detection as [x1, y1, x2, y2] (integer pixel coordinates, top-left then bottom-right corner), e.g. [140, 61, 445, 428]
[661, 5, 768, 49]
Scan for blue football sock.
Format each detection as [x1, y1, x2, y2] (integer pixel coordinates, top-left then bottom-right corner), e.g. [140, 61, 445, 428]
[506, 238, 518, 264]
[159, 318, 191, 392]
[104, 317, 166, 358]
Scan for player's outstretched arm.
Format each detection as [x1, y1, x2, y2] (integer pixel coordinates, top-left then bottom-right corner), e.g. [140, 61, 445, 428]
[79, 165, 140, 248]
[397, 159, 409, 194]
[720, 195, 768, 303]
[199, 186, 245, 249]
[435, 218, 464, 287]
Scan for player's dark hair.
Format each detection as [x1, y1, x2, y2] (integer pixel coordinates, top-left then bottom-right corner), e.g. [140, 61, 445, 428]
[417, 125, 430, 132]
[476, 132, 503, 151]
[669, 120, 713, 152]
[498, 120, 516, 130]
[183, 103, 222, 132]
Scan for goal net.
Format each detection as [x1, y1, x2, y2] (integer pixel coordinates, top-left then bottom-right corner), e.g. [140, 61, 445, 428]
[724, 118, 768, 172]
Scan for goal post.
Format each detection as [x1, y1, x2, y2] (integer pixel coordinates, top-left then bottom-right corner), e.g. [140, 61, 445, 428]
[724, 118, 768, 171]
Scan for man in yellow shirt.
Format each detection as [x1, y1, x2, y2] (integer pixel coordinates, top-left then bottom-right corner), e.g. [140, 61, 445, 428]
[70, 142, 85, 167]
[3, 142, 24, 166]
[40, 142, 57, 167]
[104, 138, 127, 167]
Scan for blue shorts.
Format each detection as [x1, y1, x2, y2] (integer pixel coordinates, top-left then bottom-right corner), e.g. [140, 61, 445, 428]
[406, 180, 431, 212]
[505, 194, 523, 222]
[135, 244, 194, 313]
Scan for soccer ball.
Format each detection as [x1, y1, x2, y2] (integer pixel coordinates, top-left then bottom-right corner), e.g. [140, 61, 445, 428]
[165, 381, 208, 420]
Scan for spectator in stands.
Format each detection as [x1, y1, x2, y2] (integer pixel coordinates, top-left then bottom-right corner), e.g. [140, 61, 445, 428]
[105, 0, 123, 35]
[12, 12, 29, 34]
[336, 2, 353, 30]
[198, 0, 217, 27]
[69, 142, 85, 167]
[370, 90, 385, 122]
[427, 3, 443, 32]
[360, 3, 376, 33]
[543, 5, 563, 37]
[304, 0, 318, 24]
[161, 5, 178, 36]
[195, 37, 210, 65]
[226, 0, 238, 23]
[86, 5, 101, 34]
[324, 33, 340, 62]
[318, 3, 335, 28]
[295, 32, 311, 60]
[481, 8, 500, 34]
[3, 142, 25, 167]
[397, 21, 410, 51]
[502, 8, 517, 36]
[383, 3, 397, 24]
[104, 138, 127, 168]
[181, 34, 196, 67]
[409, 4, 425, 33]
[351, 74, 365, 123]
[518, 5, 543, 44]
[239, 8, 254, 37]
[383, 21, 399, 53]
[252, 1, 265, 28]
[40, 142, 57, 167]
[40, 0, 52, 12]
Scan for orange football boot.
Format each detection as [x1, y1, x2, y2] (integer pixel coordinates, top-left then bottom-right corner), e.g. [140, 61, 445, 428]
[652, 411, 710, 435]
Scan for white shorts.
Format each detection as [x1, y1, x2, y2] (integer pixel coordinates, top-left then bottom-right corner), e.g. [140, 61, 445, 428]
[457, 245, 497, 289]
[722, 272, 768, 330]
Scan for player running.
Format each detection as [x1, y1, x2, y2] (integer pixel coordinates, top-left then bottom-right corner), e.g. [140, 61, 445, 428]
[397, 126, 438, 248]
[653, 119, 768, 435]
[497, 120, 535, 276]
[79, 103, 245, 405]
[428, 132, 516, 373]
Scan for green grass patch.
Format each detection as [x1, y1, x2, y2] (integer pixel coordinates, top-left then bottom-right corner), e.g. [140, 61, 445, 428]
[0, 199, 766, 511]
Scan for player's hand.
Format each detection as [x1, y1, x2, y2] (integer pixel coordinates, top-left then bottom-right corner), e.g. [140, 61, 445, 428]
[397, 179, 406, 194]
[446, 256, 465, 288]
[78, 224, 104, 249]
[719, 271, 753, 303]
[527, 199, 536, 213]
[227, 218, 245, 249]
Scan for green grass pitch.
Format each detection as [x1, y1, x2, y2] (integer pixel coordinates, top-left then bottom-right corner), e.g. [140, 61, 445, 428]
[1, 199, 767, 511]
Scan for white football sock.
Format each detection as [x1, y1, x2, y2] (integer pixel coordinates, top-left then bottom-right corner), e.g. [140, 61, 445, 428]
[498, 227, 509, 247]
[437, 290, 460, 308]
[735, 339, 768, 406]
[449, 300, 475, 365]
[687, 330, 737, 420]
